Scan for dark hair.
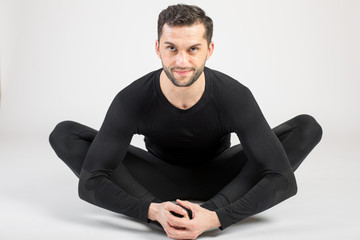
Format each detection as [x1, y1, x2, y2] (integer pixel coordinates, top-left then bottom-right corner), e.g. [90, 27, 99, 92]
[158, 4, 213, 45]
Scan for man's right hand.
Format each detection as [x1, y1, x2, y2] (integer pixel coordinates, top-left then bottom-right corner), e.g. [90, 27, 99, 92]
[148, 202, 191, 238]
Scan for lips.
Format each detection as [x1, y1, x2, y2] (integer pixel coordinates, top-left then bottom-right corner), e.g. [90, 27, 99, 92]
[174, 70, 191, 76]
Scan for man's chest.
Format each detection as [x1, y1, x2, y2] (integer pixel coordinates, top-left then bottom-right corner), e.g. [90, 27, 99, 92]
[138, 109, 230, 149]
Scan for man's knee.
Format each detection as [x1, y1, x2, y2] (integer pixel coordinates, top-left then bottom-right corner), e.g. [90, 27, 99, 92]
[284, 114, 322, 171]
[294, 114, 323, 145]
[49, 120, 78, 152]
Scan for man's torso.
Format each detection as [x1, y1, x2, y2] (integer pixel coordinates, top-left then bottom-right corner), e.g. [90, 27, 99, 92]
[116, 67, 251, 165]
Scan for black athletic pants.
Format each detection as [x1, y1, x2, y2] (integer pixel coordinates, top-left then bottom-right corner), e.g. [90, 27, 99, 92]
[49, 114, 322, 212]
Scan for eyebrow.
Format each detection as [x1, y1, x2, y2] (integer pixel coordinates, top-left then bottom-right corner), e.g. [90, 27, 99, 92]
[163, 42, 203, 48]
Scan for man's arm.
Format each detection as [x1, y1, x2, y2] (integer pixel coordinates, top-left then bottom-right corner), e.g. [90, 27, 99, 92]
[78, 91, 154, 222]
[203, 86, 297, 229]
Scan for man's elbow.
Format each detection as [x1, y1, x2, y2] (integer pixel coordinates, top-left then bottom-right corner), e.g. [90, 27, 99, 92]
[274, 169, 298, 203]
[289, 176, 298, 198]
[78, 180, 87, 201]
[285, 169, 298, 199]
[78, 171, 96, 204]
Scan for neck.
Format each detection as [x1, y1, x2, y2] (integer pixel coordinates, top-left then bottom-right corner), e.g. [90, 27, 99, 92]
[159, 70, 206, 110]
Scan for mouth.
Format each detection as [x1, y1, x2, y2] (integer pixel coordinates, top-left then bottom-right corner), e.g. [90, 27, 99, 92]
[174, 70, 191, 76]
[172, 68, 194, 76]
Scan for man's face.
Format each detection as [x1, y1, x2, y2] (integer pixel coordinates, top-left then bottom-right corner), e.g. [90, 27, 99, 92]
[156, 23, 214, 87]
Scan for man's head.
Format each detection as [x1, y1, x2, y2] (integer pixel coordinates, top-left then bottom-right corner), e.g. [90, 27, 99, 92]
[157, 4, 213, 45]
[156, 4, 214, 87]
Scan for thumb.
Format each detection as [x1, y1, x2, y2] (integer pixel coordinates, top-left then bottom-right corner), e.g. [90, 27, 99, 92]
[176, 199, 198, 213]
[176, 199, 197, 219]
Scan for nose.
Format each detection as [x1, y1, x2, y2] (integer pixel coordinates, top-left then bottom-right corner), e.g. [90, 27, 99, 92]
[175, 51, 189, 67]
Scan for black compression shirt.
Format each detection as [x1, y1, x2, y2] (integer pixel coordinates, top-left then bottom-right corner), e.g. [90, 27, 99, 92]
[78, 67, 297, 229]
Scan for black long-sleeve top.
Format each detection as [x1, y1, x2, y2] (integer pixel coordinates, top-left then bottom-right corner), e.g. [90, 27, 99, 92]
[78, 67, 297, 229]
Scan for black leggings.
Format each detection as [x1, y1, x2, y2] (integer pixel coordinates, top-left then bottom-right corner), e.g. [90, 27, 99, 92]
[50, 114, 322, 206]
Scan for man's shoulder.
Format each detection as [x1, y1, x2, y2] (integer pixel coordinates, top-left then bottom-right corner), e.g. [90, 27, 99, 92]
[122, 69, 161, 93]
[205, 67, 250, 94]
[111, 69, 161, 111]
[206, 68, 257, 116]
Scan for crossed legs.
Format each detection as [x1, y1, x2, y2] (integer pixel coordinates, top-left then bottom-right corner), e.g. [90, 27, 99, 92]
[49, 114, 322, 206]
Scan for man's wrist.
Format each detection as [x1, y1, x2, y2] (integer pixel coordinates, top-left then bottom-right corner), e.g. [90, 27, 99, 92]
[210, 211, 221, 229]
[148, 203, 159, 221]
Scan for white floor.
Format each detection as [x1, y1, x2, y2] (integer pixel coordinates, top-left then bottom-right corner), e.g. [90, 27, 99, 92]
[1, 133, 359, 240]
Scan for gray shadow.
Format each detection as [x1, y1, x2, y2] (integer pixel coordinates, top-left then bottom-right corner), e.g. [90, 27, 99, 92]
[198, 216, 268, 238]
[100, 214, 268, 239]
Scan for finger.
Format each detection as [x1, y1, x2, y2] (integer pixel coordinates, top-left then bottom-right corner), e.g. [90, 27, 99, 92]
[165, 224, 194, 240]
[175, 202, 193, 219]
[176, 199, 198, 214]
[165, 221, 189, 240]
[176, 199, 192, 208]
[166, 221, 185, 230]
[165, 210, 191, 228]
[166, 202, 187, 217]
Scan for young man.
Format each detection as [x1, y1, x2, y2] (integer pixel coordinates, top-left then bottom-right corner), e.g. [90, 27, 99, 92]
[49, 4, 322, 240]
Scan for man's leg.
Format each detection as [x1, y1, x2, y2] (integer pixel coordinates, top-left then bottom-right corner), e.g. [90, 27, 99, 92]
[49, 121, 194, 202]
[116, 114, 323, 204]
[201, 114, 323, 210]
[49, 121, 162, 201]
[49, 121, 97, 177]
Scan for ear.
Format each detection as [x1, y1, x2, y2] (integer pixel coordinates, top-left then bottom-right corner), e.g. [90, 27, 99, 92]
[206, 42, 214, 60]
[155, 40, 161, 58]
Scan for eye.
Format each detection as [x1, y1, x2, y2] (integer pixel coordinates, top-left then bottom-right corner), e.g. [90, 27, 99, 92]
[189, 47, 198, 53]
[168, 46, 176, 52]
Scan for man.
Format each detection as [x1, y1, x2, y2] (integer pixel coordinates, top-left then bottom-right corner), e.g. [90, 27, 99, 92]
[49, 4, 322, 240]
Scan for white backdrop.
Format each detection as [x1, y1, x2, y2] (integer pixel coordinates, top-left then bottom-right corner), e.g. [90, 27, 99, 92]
[1, 0, 360, 239]
[1, 0, 359, 140]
